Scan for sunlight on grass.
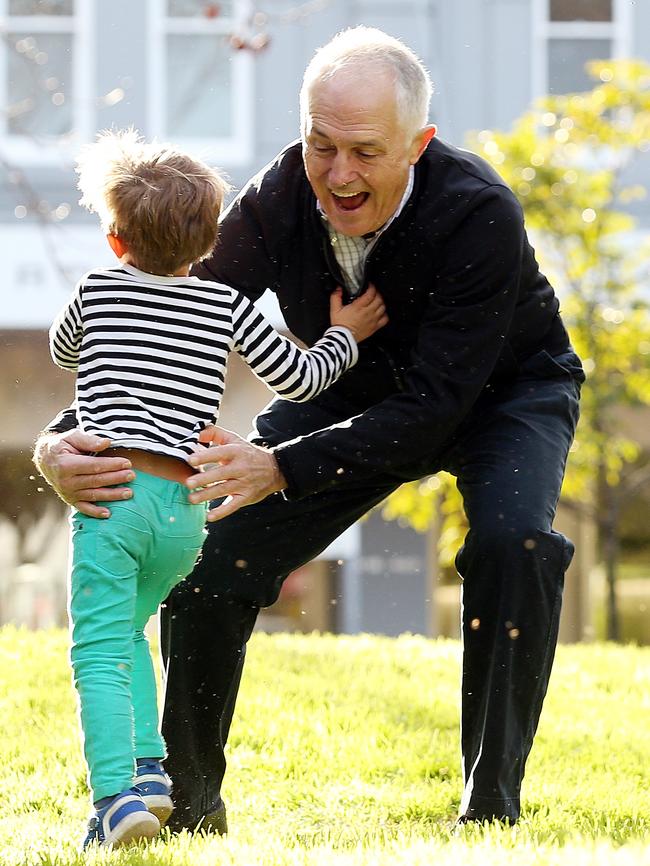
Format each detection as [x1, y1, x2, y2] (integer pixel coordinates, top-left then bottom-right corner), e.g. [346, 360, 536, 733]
[1, 626, 648, 865]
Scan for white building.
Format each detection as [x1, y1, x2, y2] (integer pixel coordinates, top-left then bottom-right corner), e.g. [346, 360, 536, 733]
[0, 0, 648, 637]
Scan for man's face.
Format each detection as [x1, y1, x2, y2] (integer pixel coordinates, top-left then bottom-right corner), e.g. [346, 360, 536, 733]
[302, 68, 432, 237]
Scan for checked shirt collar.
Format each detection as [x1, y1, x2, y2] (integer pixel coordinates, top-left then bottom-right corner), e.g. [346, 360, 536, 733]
[318, 167, 414, 297]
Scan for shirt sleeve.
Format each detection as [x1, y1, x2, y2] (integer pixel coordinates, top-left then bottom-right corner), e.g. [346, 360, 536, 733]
[231, 290, 358, 402]
[49, 281, 84, 371]
[272, 187, 527, 498]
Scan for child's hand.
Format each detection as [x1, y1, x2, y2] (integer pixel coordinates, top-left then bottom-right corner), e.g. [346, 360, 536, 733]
[329, 284, 388, 343]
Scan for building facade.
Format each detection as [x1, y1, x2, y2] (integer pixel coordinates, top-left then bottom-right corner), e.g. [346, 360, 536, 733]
[0, 0, 648, 637]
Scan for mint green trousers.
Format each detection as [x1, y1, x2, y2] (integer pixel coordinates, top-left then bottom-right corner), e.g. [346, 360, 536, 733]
[68, 471, 207, 801]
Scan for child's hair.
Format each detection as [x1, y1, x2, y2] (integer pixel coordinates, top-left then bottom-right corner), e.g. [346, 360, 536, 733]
[76, 128, 231, 275]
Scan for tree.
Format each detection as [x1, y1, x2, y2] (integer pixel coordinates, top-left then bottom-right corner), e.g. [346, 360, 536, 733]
[384, 60, 650, 640]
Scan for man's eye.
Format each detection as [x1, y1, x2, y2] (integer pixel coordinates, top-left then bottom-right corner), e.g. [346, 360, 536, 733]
[313, 144, 333, 153]
[358, 151, 378, 159]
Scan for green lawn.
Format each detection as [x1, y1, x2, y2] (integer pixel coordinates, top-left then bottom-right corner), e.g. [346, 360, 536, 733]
[1, 626, 649, 865]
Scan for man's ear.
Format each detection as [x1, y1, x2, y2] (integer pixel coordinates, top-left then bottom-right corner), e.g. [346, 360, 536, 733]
[410, 125, 437, 164]
[107, 233, 128, 260]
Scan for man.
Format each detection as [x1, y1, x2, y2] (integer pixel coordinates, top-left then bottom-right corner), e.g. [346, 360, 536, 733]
[35, 27, 583, 829]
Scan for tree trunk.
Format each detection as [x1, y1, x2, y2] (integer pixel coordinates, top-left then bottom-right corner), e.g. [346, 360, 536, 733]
[602, 482, 621, 642]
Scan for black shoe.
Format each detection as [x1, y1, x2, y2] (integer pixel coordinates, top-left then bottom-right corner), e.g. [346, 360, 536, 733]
[197, 797, 228, 835]
[166, 796, 227, 836]
[455, 812, 517, 828]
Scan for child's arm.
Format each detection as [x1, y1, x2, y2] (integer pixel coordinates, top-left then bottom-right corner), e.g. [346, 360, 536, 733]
[49, 281, 84, 371]
[231, 286, 387, 402]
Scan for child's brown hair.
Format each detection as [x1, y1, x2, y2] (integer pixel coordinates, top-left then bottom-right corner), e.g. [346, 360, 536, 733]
[76, 129, 230, 275]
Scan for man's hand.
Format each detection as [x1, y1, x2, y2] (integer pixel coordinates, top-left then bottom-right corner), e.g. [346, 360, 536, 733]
[186, 426, 287, 522]
[33, 430, 135, 518]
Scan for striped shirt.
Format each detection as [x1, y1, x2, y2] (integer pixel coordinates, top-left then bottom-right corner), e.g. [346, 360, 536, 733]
[49, 264, 357, 461]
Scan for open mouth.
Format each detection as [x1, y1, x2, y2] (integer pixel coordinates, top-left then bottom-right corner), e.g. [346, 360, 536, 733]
[331, 190, 369, 211]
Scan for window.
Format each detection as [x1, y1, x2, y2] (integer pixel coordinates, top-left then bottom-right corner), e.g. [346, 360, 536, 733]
[149, 0, 253, 164]
[532, 0, 631, 98]
[0, 0, 92, 160]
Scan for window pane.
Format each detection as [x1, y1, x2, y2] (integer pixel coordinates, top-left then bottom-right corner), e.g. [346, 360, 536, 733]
[166, 34, 232, 137]
[548, 38, 611, 93]
[550, 0, 612, 22]
[167, 0, 233, 17]
[9, 0, 73, 14]
[8, 32, 72, 135]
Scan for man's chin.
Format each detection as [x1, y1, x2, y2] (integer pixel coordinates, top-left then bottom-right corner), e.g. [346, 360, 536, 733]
[326, 208, 375, 238]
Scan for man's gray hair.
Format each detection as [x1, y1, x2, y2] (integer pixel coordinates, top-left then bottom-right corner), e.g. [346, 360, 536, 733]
[300, 26, 433, 136]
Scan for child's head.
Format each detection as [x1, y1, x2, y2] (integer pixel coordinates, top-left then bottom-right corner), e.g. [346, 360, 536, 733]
[76, 129, 230, 275]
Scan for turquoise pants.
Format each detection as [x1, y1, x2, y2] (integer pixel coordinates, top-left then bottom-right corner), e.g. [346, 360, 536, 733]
[68, 471, 207, 801]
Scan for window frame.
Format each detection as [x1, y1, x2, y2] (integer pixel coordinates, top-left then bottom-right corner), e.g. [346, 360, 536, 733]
[0, 0, 93, 163]
[147, 0, 254, 165]
[531, 0, 632, 100]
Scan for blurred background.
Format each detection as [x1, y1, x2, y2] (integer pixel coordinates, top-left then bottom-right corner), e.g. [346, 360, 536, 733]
[1, 0, 649, 642]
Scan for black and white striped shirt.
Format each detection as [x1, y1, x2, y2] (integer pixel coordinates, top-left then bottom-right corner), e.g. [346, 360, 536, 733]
[49, 264, 357, 461]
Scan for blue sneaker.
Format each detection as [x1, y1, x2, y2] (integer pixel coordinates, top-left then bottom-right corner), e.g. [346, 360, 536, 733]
[82, 787, 160, 849]
[134, 761, 174, 826]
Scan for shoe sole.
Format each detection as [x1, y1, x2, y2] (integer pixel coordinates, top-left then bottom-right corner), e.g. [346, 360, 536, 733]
[104, 811, 161, 847]
[143, 794, 174, 827]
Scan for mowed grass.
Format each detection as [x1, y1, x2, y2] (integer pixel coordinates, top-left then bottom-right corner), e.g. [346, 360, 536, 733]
[0, 625, 649, 865]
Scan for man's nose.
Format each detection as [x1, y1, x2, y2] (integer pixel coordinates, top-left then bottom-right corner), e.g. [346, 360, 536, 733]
[328, 153, 357, 189]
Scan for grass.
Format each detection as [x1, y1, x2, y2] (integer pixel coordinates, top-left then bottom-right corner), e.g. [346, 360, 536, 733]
[0, 626, 649, 865]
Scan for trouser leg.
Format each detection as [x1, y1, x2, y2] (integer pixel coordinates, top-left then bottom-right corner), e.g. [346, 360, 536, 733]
[160, 393, 404, 828]
[131, 480, 207, 762]
[447, 365, 581, 820]
[68, 513, 141, 801]
[161, 582, 258, 827]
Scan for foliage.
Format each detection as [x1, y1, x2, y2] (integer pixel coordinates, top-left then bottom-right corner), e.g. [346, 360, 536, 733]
[1, 626, 649, 865]
[385, 60, 650, 592]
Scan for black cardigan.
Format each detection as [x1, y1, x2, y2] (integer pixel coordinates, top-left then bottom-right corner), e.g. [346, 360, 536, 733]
[194, 137, 572, 499]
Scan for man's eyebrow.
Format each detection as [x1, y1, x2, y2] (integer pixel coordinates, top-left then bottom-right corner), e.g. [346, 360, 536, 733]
[308, 126, 332, 140]
[308, 125, 384, 148]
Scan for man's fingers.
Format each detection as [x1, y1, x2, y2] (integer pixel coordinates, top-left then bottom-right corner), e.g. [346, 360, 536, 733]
[187, 478, 243, 505]
[61, 455, 133, 478]
[74, 501, 112, 519]
[206, 495, 247, 522]
[74, 485, 133, 503]
[66, 469, 135, 493]
[187, 440, 243, 469]
[187, 444, 241, 474]
[77, 434, 113, 453]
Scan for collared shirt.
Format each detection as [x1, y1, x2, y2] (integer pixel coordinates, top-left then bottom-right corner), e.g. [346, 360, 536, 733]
[320, 167, 415, 297]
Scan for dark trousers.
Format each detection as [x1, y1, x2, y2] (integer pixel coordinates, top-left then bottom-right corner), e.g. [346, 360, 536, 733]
[160, 349, 582, 826]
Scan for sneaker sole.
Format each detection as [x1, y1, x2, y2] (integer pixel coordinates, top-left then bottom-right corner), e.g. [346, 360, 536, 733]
[104, 811, 161, 847]
[143, 794, 174, 827]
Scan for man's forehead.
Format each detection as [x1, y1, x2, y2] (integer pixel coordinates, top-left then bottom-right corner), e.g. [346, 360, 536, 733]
[305, 84, 401, 140]
[307, 121, 388, 145]
[308, 66, 398, 108]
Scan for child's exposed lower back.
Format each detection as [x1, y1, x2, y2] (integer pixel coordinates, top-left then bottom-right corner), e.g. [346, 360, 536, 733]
[104, 447, 196, 484]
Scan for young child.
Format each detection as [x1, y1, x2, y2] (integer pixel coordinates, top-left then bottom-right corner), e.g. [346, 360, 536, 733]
[49, 129, 387, 849]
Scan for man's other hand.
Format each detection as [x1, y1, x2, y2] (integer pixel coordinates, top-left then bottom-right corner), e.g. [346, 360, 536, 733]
[186, 426, 287, 521]
[33, 430, 134, 518]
